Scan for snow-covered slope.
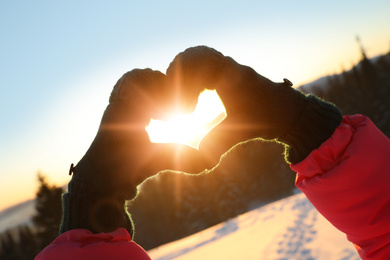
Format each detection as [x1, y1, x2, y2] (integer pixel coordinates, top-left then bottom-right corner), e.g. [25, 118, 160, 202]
[148, 193, 360, 260]
[0, 189, 362, 259]
[0, 199, 35, 233]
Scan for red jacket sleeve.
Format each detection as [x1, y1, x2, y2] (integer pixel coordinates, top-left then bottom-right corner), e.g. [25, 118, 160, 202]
[291, 115, 390, 259]
[35, 228, 151, 260]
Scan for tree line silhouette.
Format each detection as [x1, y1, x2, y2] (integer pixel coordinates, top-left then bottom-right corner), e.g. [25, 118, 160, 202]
[1, 43, 389, 258]
[0, 173, 63, 259]
[300, 42, 390, 137]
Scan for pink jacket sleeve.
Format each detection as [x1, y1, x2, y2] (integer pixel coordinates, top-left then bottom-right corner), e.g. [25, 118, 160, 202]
[35, 228, 151, 260]
[291, 115, 390, 259]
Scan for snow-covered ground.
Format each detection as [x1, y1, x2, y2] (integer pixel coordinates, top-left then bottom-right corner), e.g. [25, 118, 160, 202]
[148, 193, 360, 260]
[0, 190, 361, 259]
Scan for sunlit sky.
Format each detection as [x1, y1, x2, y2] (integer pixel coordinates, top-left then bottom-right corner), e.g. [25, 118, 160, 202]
[0, 0, 389, 211]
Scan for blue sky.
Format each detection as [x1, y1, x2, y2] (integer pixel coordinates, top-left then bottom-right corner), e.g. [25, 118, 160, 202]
[0, 0, 389, 210]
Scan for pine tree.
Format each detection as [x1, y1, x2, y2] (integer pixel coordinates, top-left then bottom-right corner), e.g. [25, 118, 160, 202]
[32, 172, 64, 251]
[0, 230, 19, 260]
[17, 225, 39, 259]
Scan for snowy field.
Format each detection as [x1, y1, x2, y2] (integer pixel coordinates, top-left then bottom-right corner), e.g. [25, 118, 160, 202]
[0, 192, 361, 259]
[148, 193, 360, 260]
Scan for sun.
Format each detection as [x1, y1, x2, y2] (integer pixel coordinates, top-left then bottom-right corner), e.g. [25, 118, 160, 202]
[146, 90, 226, 148]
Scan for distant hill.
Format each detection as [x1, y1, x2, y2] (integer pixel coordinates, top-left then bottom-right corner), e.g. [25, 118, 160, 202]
[0, 182, 67, 234]
[0, 199, 35, 234]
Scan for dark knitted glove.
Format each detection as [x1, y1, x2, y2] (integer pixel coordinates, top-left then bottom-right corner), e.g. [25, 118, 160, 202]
[166, 46, 342, 165]
[61, 69, 208, 235]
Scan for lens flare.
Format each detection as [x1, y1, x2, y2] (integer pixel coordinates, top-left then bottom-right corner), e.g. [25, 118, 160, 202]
[146, 90, 226, 148]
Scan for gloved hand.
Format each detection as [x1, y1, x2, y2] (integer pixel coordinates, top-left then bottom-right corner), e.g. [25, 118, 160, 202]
[61, 69, 208, 235]
[166, 46, 342, 165]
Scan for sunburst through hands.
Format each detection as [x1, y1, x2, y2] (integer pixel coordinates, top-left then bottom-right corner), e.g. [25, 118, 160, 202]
[146, 90, 226, 149]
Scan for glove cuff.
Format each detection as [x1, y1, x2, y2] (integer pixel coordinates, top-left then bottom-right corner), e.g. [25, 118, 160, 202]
[60, 178, 134, 237]
[278, 95, 343, 164]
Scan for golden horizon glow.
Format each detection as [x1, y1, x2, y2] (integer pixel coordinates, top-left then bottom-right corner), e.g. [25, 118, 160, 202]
[146, 90, 226, 148]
